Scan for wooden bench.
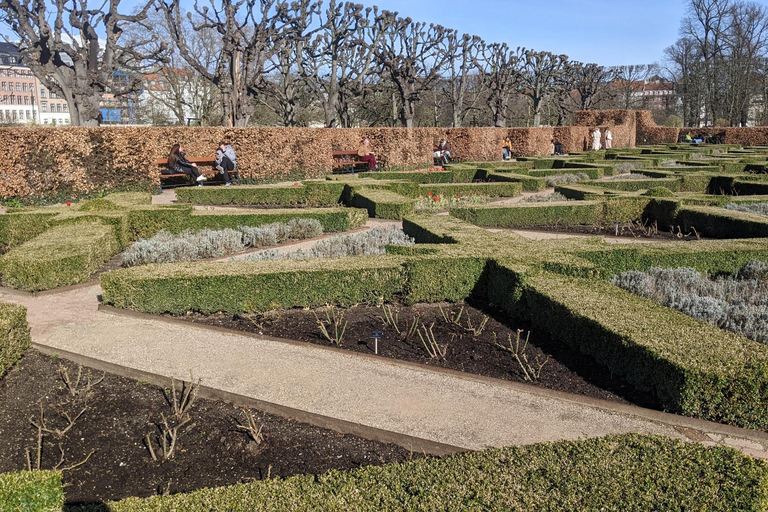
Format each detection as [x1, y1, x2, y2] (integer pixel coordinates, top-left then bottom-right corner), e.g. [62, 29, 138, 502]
[332, 151, 370, 174]
[156, 157, 240, 190]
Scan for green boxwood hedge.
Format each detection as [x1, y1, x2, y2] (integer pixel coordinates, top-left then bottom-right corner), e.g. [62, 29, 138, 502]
[0, 211, 58, 253]
[0, 471, 63, 512]
[0, 302, 30, 379]
[450, 198, 649, 229]
[82, 435, 768, 511]
[0, 222, 120, 291]
[175, 181, 345, 207]
[101, 258, 408, 315]
[350, 188, 414, 220]
[676, 206, 768, 239]
[525, 272, 768, 430]
[484, 171, 548, 191]
[417, 182, 522, 198]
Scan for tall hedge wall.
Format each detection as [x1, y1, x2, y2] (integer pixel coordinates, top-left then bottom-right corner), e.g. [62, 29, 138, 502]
[0, 110, 639, 201]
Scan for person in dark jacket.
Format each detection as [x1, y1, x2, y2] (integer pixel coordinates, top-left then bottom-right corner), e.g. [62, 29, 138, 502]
[214, 140, 235, 186]
[168, 144, 206, 185]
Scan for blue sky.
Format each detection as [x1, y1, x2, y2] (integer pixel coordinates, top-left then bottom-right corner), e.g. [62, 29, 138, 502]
[369, 0, 689, 67]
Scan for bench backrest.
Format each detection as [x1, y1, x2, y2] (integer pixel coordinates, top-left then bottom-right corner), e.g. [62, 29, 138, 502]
[332, 151, 360, 158]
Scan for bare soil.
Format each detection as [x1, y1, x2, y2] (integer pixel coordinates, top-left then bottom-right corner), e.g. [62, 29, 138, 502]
[182, 303, 659, 410]
[0, 351, 418, 505]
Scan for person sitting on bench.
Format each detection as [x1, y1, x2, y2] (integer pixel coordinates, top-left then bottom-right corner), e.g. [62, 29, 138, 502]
[214, 140, 235, 186]
[437, 139, 452, 164]
[168, 144, 206, 185]
[553, 140, 565, 155]
[357, 138, 378, 171]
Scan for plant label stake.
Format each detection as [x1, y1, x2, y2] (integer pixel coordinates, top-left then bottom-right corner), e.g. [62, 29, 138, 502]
[371, 332, 382, 354]
[614, 221, 620, 236]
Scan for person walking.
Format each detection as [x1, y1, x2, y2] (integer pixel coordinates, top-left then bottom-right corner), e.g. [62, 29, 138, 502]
[591, 128, 602, 151]
[167, 144, 206, 185]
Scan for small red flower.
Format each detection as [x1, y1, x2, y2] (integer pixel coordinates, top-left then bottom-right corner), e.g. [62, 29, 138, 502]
[427, 191, 433, 196]
[293, 182, 300, 186]
[66, 201, 71, 206]
[454, 195, 460, 199]
[433, 195, 440, 202]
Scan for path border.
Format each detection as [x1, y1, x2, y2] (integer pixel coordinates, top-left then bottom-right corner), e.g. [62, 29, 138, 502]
[31, 342, 465, 457]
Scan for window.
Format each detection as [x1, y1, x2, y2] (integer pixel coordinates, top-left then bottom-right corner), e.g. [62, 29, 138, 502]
[62, 104, 67, 112]
[56, 103, 61, 113]
[41, 101, 46, 112]
[23, 96, 28, 105]
[1, 82, 5, 91]
[11, 110, 16, 119]
[40, 89, 45, 98]
[22, 83, 26, 92]
[3, 95, 7, 104]
[15, 83, 20, 91]
[25, 110, 30, 120]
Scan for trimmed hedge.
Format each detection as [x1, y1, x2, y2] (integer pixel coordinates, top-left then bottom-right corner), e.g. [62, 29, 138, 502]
[0, 211, 58, 253]
[450, 198, 650, 228]
[0, 222, 119, 291]
[676, 205, 768, 239]
[417, 182, 522, 198]
[0, 302, 30, 379]
[484, 171, 548, 191]
[124, 206, 367, 241]
[561, 238, 768, 280]
[0, 471, 63, 512]
[525, 272, 768, 429]
[101, 258, 408, 315]
[367, 169, 477, 183]
[583, 177, 681, 192]
[350, 188, 414, 220]
[98, 435, 768, 511]
[175, 181, 345, 207]
[528, 167, 604, 179]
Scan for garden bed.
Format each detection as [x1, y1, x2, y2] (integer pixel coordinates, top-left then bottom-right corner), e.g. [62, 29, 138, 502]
[0, 350, 417, 505]
[182, 302, 659, 410]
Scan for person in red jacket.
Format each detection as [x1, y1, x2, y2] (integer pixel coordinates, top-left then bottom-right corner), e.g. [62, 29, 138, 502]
[357, 138, 378, 171]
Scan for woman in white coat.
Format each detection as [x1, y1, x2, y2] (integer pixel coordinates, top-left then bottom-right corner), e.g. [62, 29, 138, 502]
[591, 128, 602, 151]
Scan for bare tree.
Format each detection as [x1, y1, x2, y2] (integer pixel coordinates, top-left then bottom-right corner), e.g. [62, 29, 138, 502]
[476, 42, 520, 127]
[722, 1, 768, 125]
[442, 31, 482, 127]
[680, 0, 731, 125]
[160, 0, 310, 127]
[257, 1, 320, 126]
[517, 49, 569, 126]
[299, 1, 383, 128]
[611, 64, 658, 110]
[375, 12, 452, 128]
[0, 0, 163, 126]
[664, 38, 705, 126]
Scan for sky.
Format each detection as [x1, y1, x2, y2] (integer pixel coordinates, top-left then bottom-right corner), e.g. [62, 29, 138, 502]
[1, 0, 691, 68]
[365, 0, 690, 67]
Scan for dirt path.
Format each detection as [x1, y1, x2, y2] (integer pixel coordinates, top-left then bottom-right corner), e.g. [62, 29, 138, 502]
[1, 282, 767, 457]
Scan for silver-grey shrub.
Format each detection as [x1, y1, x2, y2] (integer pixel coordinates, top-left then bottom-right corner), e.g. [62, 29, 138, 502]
[245, 226, 414, 261]
[545, 173, 589, 187]
[611, 262, 768, 344]
[522, 192, 570, 203]
[122, 219, 324, 267]
[724, 202, 768, 217]
[608, 173, 653, 181]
